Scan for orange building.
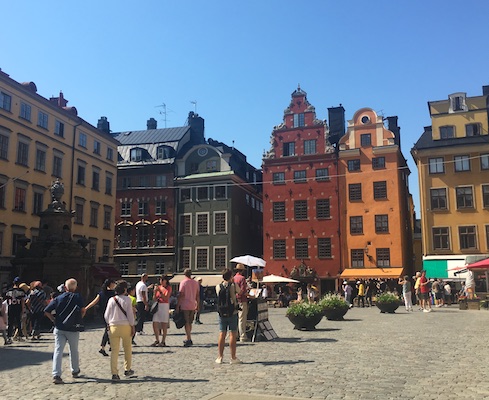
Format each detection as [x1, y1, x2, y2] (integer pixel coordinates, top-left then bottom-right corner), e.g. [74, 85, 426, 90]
[338, 108, 413, 280]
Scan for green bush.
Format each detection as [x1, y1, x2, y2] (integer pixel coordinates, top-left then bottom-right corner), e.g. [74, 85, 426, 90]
[286, 301, 323, 318]
[319, 293, 349, 310]
[376, 292, 400, 304]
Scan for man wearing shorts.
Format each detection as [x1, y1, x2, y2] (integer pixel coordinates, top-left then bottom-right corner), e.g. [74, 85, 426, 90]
[176, 268, 199, 347]
[215, 269, 241, 364]
[419, 270, 432, 312]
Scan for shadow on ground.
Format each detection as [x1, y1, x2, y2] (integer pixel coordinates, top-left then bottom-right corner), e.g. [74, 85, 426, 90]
[0, 346, 53, 371]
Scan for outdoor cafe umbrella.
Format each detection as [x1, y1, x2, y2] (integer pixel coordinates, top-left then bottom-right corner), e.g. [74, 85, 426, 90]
[230, 255, 266, 267]
[262, 274, 299, 284]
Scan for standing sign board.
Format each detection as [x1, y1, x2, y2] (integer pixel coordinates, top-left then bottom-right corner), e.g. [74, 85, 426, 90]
[249, 298, 278, 342]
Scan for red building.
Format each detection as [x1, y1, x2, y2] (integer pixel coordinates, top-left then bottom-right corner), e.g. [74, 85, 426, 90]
[262, 87, 344, 293]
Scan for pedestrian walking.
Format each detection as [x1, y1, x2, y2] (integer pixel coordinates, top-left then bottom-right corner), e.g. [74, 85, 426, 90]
[25, 281, 47, 340]
[44, 278, 86, 384]
[104, 280, 135, 381]
[5, 277, 26, 342]
[176, 268, 200, 347]
[84, 278, 116, 356]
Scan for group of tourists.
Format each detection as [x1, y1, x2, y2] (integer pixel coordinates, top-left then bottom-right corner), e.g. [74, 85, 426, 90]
[1, 264, 251, 384]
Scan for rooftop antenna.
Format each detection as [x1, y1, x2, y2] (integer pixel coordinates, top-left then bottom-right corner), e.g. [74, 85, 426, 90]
[155, 102, 174, 128]
[190, 100, 197, 113]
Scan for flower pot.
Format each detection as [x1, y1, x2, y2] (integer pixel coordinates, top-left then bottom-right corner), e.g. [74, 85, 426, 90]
[323, 306, 349, 321]
[376, 302, 400, 314]
[287, 313, 323, 330]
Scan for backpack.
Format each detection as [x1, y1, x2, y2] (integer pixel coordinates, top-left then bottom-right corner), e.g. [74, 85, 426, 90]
[217, 283, 235, 318]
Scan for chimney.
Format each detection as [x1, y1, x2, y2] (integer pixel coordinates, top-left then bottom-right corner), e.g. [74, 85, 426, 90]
[483, 85, 489, 96]
[327, 105, 345, 146]
[49, 91, 68, 108]
[97, 116, 110, 134]
[387, 116, 401, 147]
[147, 117, 157, 130]
[188, 111, 205, 144]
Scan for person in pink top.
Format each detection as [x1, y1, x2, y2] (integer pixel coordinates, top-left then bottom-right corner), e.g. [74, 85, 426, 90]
[151, 275, 172, 347]
[176, 269, 200, 347]
[233, 264, 249, 342]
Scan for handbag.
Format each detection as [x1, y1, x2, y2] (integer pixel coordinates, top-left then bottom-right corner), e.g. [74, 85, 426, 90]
[150, 301, 159, 315]
[173, 310, 186, 329]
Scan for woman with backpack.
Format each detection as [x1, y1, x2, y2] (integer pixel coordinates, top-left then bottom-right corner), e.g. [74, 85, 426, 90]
[215, 268, 241, 365]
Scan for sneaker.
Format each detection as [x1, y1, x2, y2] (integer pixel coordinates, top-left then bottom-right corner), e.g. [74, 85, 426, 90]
[124, 369, 134, 377]
[183, 339, 193, 347]
[53, 376, 64, 384]
[215, 357, 223, 364]
[240, 337, 249, 342]
[99, 349, 109, 357]
[5, 339, 12, 345]
[137, 331, 145, 336]
[230, 358, 242, 364]
[72, 370, 81, 378]
[111, 374, 120, 382]
[132, 340, 137, 346]
[195, 320, 202, 325]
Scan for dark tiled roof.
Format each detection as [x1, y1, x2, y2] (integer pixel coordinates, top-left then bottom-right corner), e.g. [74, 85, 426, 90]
[412, 126, 489, 151]
[113, 126, 190, 145]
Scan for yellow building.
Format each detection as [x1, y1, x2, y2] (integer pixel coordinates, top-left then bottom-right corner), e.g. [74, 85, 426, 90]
[411, 86, 489, 279]
[0, 69, 119, 286]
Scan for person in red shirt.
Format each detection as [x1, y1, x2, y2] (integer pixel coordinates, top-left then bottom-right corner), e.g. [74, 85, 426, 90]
[419, 270, 432, 312]
[233, 264, 249, 342]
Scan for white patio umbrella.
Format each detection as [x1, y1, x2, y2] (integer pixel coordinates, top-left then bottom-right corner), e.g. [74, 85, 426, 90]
[262, 274, 299, 284]
[230, 255, 266, 267]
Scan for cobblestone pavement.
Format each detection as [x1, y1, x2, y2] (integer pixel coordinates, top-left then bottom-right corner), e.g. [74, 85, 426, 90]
[1, 306, 489, 400]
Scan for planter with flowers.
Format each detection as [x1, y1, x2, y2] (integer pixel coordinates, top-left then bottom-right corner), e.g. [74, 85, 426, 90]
[286, 301, 323, 330]
[376, 293, 400, 314]
[319, 293, 349, 321]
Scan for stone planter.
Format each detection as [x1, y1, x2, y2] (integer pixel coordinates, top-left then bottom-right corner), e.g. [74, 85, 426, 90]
[323, 306, 349, 321]
[376, 302, 400, 314]
[287, 313, 323, 330]
[459, 299, 480, 310]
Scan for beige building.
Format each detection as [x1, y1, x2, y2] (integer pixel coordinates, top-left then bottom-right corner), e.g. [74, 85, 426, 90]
[0, 69, 118, 286]
[411, 86, 489, 279]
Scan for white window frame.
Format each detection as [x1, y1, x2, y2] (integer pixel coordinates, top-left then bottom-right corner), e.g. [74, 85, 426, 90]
[196, 212, 209, 235]
[195, 247, 209, 270]
[213, 211, 227, 234]
[213, 246, 227, 270]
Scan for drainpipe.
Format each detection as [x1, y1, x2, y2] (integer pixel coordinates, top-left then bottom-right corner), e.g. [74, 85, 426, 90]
[69, 120, 83, 211]
[335, 150, 342, 293]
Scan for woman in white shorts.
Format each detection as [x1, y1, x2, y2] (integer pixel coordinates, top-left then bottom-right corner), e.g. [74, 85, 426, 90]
[151, 275, 172, 347]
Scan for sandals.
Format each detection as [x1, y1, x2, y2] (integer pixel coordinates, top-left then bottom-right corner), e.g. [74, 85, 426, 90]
[158, 342, 167, 347]
[150, 341, 159, 347]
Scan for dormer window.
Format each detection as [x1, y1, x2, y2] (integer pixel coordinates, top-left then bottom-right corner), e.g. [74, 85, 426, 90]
[130, 148, 143, 162]
[439, 126, 455, 139]
[448, 93, 468, 113]
[157, 146, 173, 159]
[293, 113, 305, 128]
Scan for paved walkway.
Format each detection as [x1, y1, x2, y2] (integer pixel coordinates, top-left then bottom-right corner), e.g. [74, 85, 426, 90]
[1, 305, 489, 399]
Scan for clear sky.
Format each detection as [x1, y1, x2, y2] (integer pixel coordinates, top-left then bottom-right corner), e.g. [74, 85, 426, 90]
[2, 1, 489, 215]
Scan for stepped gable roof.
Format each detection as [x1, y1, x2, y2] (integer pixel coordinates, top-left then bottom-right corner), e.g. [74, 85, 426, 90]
[114, 126, 190, 145]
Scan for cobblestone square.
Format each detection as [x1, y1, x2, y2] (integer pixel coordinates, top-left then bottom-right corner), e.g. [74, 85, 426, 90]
[1, 306, 488, 400]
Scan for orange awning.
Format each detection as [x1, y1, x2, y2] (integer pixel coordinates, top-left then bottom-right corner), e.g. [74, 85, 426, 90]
[340, 268, 404, 279]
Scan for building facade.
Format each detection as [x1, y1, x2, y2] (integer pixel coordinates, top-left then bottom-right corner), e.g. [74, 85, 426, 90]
[0, 70, 118, 286]
[175, 139, 263, 274]
[113, 113, 205, 277]
[411, 86, 489, 279]
[262, 87, 343, 293]
[338, 108, 413, 280]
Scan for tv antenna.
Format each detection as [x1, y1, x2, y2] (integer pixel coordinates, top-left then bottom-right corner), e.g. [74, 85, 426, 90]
[155, 102, 174, 128]
[190, 100, 197, 113]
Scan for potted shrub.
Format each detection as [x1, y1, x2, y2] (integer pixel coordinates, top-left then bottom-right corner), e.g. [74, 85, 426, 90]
[286, 301, 323, 330]
[319, 293, 349, 320]
[376, 293, 400, 313]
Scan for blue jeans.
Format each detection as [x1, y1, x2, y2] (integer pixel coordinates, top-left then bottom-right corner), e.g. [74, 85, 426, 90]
[52, 328, 80, 378]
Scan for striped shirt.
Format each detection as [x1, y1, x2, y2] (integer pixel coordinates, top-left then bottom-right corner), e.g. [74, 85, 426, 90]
[29, 289, 47, 313]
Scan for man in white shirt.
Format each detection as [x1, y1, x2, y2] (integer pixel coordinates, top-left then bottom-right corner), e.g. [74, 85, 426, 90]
[135, 274, 149, 334]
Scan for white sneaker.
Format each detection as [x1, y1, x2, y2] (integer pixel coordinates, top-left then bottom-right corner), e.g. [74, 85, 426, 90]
[230, 358, 242, 364]
[137, 331, 145, 336]
[215, 357, 223, 364]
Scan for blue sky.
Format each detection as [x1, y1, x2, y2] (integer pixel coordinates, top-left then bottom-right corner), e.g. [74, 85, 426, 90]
[3, 1, 489, 214]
